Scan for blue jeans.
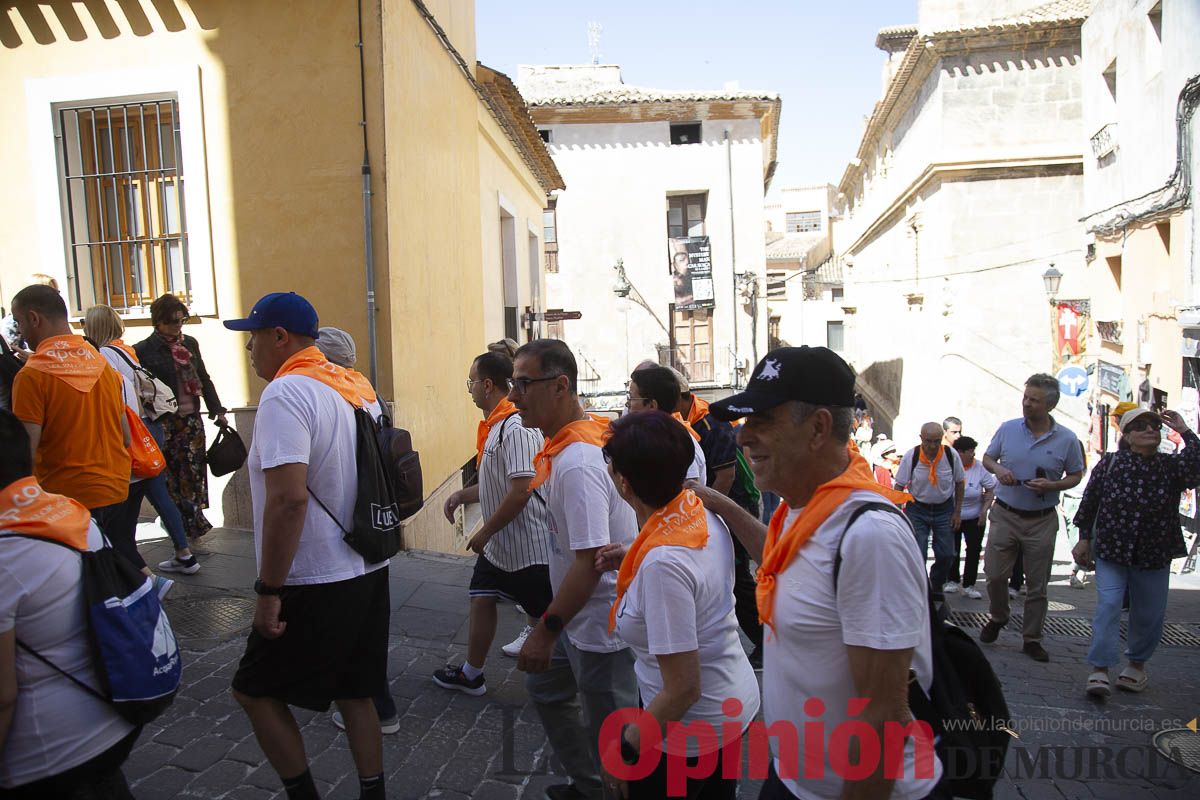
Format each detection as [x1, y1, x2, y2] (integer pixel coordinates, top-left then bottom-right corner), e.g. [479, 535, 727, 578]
[904, 498, 955, 588]
[1087, 557, 1171, 668]
[144, 419, 188, 552]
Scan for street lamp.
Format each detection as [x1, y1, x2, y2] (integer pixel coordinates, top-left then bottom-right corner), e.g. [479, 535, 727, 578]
[1042, 263, 1062, 305]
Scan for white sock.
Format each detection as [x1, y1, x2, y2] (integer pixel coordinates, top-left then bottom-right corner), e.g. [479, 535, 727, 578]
[462, 662, 483, 680]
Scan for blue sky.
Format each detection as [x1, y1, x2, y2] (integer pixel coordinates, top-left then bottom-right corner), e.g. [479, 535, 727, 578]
[476, 0, 917, 194]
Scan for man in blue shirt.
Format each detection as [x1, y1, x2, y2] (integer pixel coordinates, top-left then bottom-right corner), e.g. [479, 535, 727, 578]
[980, 373, 1085, 662]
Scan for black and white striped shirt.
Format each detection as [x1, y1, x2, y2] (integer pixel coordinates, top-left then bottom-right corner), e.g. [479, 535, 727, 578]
[480, 412, 553, 571]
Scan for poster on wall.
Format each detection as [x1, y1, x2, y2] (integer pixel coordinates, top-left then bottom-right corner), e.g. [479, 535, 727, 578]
[1052, 299, 1091, 374]
[669, 236, 715, 311]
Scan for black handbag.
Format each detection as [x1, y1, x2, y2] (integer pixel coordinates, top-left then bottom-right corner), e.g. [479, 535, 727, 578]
[206, 419, 247, 477]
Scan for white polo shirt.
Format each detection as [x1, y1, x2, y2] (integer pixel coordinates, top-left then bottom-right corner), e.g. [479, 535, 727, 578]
[763, 491, 942, 800]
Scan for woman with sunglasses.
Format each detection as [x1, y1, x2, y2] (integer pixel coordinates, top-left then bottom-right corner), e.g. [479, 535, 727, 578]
[1073, 407, 1200, 697]
[134, 294, 227, 544]
[596, 411, 759, 799]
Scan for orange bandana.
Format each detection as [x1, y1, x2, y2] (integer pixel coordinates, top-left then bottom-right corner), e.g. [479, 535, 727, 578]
[108, 339, 139, 362]
[274, 346, 377, 408]
[756, 442, 912, 634]
[476, 398, 518, 467]
[919, 445, 944, 488]
[671, 412, 701, 442]
[684, 395, 710, 426]
[0, 477, 91, 551]
[609, 489, 708, 632]
[24, 335, 107, 393]
[528, 414, 611, 491]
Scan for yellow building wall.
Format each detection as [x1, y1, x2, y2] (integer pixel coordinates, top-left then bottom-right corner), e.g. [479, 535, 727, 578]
[1088, 214, 1189, 406]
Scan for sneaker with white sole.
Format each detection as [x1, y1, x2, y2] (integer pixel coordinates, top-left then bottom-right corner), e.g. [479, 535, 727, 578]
[432, 664, 486, 696]
[962, 586, 983, 599]
[157, 556, 200, 575]
[332, 711, 400, 734]
[502, 625, 533, 657]
[942, 581, 961, 594]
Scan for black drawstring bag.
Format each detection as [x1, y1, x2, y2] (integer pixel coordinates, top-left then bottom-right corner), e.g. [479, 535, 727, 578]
[207, 419, 247, 477]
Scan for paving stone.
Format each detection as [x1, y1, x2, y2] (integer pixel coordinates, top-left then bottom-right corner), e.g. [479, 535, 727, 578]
[123, 740, 178, 781]
[225, 736, 266, 766]
[153, 715, 217, 748]
[133, 765, 194, 795]
[184, 759, 252, 796]
[470, 781, 520, 800]
[168, 734, 235, 772]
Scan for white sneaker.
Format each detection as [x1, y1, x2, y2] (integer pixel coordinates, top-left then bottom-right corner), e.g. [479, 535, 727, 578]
[332, 711, 400, 734]
[502, 624, 534, 657]
[157, 556, 200, 575]
[963, 586, 983, 599]
[1008, 587, 1019, 599]
[1069, 572, 1088, 589]
[942, 582, 961, 594]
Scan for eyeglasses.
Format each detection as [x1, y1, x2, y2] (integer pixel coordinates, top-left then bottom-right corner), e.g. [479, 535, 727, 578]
[624, 396, 651, 409]
[466, 379, 480, 390]
[510, 375, 560, 394]
[165, 315, 189, 326]
[1127, 420, 1162, 433]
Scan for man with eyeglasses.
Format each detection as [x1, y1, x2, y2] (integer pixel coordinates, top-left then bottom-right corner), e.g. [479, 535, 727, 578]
[510, 339, 638, 800]
[435, 351, 554, 695]
[979, 373, 1085, 662]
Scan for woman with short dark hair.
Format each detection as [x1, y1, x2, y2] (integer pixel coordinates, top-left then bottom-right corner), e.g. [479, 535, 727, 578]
[597, 411, 759, 800]
[134, 295, 227, 542]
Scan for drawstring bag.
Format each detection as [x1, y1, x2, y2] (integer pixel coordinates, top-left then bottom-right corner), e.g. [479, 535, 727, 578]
[125, 406, 166, 479]
[207, 418, 247, 477]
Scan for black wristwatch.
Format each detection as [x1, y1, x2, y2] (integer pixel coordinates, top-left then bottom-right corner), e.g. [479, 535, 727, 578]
[254, 579, 283, 596]
[542, 613, 564, 634]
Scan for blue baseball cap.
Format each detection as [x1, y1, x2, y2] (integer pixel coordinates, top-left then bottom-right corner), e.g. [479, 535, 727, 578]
[223, 292, 320, 339]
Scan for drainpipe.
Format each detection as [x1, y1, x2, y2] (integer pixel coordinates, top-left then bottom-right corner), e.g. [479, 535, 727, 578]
[725, 130, 739, 385]
[357, 0, 379, 387]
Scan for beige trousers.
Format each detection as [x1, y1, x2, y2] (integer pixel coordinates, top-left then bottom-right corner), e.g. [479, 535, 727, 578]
[984, 503, 1060, 643]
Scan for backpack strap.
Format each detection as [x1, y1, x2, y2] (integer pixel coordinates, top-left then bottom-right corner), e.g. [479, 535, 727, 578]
[832, 501, 913, 593]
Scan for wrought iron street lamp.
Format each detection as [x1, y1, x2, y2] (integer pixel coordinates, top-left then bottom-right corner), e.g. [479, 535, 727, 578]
[1042, 263, 1063, 305]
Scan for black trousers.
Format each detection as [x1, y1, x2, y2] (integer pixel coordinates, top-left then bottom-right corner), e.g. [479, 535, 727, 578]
[0, 727, 140, 800]
[950, 517, 985, 587]
[623, 739, 738, 800]
[730, 534, 762, 651]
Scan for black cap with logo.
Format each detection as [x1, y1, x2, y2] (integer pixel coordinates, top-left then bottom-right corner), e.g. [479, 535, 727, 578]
[709, 346, 856, 421]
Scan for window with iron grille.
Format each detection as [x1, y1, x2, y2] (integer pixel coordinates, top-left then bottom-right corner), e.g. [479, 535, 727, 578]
[543, 203, 559, 273]
[786, 210, 822, 233]
[57, 97, 190, 313]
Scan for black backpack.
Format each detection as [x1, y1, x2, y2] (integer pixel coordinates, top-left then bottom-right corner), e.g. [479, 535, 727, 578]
[309, 407, 405, 564]
[833, 502, 1014, 800]
[377, 413, 423, 521]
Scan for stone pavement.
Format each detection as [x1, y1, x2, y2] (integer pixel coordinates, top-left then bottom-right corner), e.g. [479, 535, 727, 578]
[127, 523, 1200, 799]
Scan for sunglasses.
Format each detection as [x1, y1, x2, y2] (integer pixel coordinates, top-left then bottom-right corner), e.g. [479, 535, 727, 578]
[1126, 419, 1162, 433]
[510, 375, 560, 394]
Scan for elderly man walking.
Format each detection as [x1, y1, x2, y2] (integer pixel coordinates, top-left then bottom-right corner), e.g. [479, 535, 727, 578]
[980, 373, 1085, 662]
[894, 422, 965, 592]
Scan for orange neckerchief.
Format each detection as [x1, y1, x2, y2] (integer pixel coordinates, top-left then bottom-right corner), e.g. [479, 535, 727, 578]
[609, 489, 708, 632]
[476, 398, 518, 467]
[24, 335, 107, 393]
[108, 339, 139, 362]
[0, 477, 91, 551]
[756, 442, 912, 634]
[274, 346, 377, 408]
[528, 414, 611, 491]
[684, 396, 710, 426]
[671, 412, 702, 442]
[919, 445, 945, 488]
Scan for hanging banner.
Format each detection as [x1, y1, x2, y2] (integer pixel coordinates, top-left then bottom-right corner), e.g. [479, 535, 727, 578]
[1052, 299, 1090, 374]
[669, 236, 715, 311]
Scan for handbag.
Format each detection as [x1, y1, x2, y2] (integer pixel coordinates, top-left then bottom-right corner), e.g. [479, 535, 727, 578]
[103, 345, 177, 421]
[207, 419, 247, 477]
[125, 406, 166, 479]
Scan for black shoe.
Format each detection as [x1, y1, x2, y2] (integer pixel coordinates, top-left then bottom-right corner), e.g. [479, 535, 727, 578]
[748, 647, 763, 671]
[431, 663, 486, 696]
[979, 620, 1005, 644]
[1022, 641, 1050, 662]
[545, 784, 590, 800]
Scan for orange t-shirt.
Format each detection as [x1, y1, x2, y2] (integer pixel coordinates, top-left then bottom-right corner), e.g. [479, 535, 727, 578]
[12, 362, 131, 509]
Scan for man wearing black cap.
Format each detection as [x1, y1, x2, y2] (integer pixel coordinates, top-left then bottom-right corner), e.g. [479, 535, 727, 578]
[225, 293, 389, 800]
[696, 347, 942, 800]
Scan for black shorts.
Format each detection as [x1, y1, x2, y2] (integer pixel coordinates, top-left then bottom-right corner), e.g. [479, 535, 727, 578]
[232, 567, 389, 711]
[468, 555, 553, 618]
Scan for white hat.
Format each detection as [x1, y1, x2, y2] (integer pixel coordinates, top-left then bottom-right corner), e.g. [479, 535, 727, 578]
[872, 438, 897, 465]
[316, 327, 357, 368]
[1119, 407, 1159, 433]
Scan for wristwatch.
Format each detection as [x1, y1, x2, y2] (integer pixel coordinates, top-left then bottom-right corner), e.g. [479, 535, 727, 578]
[542, 612, 564, 634]
[253, 579, 283, 596]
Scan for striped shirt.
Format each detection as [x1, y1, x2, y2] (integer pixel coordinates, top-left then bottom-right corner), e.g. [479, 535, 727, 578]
[480, 412, 553, 571]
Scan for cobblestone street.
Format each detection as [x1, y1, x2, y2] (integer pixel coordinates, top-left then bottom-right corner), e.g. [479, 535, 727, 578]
[131, 526, 1200, 799]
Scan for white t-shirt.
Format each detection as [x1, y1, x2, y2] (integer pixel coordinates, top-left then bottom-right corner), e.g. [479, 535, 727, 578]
[960, 459, 997, 520]
[687, 437, 707, 483]
[248, 374, 388, 585]
[542, 440, 637, 652]
[99, 347, 145, 485]
[614, 509, 760, 756]
[479, 412, 552, 571]
[764, 491, 942, 800]
[895, 446, 964, 505]
[0, 521, 136, 787]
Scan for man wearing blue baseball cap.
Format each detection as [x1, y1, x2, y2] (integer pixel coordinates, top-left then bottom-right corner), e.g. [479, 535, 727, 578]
[693, 347, 943, 800]
[226, 292, 389, 800]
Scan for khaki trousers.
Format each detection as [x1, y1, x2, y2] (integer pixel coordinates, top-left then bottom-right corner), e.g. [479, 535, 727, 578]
[984, 503, 1060, 643]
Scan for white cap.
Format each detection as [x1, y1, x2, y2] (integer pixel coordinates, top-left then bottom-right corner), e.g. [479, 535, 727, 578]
[316, 327, 356, 368]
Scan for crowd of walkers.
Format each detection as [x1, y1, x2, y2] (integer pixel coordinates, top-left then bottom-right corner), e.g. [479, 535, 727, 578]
[1, 281, 1196, 800]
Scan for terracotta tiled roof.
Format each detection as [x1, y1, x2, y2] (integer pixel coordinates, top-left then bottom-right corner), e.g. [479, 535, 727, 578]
[477, 65, 565, 193]
[766, 233, 826, 262]
[521, 82, 778, 108]
[987, 0, 1091, 27]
